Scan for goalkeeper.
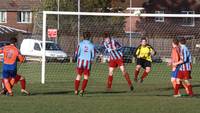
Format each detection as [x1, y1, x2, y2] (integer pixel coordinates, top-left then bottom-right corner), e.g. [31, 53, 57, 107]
[134, 38, 156, 83]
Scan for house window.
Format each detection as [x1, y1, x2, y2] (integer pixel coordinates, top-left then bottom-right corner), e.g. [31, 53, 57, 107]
[17, 11, 32, 23]
[0, 11, 7, 23]
[155, 11, 164, 22]
[181, 11, 195, 26]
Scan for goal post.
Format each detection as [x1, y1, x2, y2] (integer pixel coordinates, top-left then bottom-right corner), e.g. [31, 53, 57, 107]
[41, 10, 200, 84]
[42, 11, 47, 84]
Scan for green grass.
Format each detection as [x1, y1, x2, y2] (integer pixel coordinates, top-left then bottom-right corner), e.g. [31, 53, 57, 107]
[0, 62, 200, 113]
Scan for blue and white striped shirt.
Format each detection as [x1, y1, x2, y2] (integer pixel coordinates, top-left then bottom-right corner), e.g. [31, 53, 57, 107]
[179, 44, 192, 71]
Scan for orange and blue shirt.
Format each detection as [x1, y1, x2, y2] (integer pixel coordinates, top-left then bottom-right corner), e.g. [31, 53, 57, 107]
[171, 46, 181, 71]
[171, 46, 181, 78]
[0, 45, 24, 70]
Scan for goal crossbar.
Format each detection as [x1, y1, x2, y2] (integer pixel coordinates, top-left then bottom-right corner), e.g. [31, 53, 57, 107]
[43, 11, 200, 18]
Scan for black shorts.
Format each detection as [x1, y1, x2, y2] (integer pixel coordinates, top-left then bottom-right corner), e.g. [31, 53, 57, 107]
[136, 58, 151, 69]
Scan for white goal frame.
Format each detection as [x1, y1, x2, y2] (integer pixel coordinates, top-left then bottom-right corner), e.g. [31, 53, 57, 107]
[42, 10, 200, 84]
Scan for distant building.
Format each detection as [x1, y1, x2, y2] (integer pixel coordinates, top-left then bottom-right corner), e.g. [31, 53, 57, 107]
[0, 0, 41, 39]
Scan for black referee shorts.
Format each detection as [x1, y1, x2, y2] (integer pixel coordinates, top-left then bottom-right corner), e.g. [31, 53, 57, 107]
[136, 58, 151, 69]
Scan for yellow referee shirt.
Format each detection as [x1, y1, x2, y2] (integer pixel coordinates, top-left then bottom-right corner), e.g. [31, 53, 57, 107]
[135, 45, 155, 62]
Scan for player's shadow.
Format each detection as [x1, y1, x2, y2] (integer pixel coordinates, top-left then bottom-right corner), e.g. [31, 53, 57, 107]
[31, 91, 74, 96]
[85, 91, 131, 97]
[156, 84, 200, 92]
[192, 84, 200, 88]
[88, 91, 128, 94]
[30, 90, 129, 96]
[154, 84, 200, 98]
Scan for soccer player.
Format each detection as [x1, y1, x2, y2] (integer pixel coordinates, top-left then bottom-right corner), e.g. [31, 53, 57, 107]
[134, 38, 156, 83]
[173, 38, 194, 97]
[0, 74, 30, 95]
[0, 38, 24, 96]
[74, 32, 95, 96]
[102, 32, 133, 91]
[168, 38, 188, 96]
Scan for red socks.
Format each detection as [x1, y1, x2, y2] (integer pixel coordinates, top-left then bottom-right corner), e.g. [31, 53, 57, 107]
[74, 80, 80, 91]
[174, 84, 180, 95]
[174, 83, 193, 96]
[134, 70, 139, 80]
[107, 75, 113, 89]
[74, 79, 88, 92]
[20, 79, 26, 90]
[81, 79, 88, 92]
[187, 84, 193, 96]
[124, 73, 132, 87]
[107, 74, 132, 89]
[141, 71, 148, 80]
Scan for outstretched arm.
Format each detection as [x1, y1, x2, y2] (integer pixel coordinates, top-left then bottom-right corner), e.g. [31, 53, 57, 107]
[18, 54, 25, 63]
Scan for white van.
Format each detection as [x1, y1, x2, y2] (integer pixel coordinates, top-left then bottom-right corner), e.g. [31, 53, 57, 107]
[20, 39, 67, 62]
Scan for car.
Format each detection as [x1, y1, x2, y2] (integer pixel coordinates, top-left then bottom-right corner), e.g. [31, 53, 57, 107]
[20, 39, 68, 62]
[95, 45, 109, 63]
[152, 56, 162, 63]
[120, 46, 136, 63]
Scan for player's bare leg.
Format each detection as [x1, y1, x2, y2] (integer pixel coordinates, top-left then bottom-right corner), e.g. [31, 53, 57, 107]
[74, 74, 81, 95]
[120, 66, 133, 91]
[182, 80, 193, 96]
[0, 79, 6, 95]
[140, 67, 151, 83]
[106, 67, 114, 91]
[0, 78, 2, 90]
[79, 75, 89, 96]
[0, 79, 3, 94]
[3, 79, 13, 96]
[180, 82, 189, 95]
[0, 79, 7, 95]
[134, 65, 141, 82]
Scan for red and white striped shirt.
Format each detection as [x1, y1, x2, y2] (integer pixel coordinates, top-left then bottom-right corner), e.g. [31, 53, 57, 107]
[103, 38, 123, 60]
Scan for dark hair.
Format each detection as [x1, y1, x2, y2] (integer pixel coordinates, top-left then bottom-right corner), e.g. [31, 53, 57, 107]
[10, 38, 17, 44]
[141, 37, 147, 41]
[179, 38, 186, 44]
[83, 32, 91, 40]
[172, 38, 179, 45]
[103, 31, 110, 38]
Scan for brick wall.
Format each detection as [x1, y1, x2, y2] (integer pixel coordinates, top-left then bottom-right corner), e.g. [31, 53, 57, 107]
[1, 11, 33, 32]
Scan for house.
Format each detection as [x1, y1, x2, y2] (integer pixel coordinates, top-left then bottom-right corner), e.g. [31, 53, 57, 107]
[0, 0, 41, 40]
[109, 0, 200, 59]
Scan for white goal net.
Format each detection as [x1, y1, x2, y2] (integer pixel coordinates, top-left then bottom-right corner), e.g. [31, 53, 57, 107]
[18, 10, 200, 85]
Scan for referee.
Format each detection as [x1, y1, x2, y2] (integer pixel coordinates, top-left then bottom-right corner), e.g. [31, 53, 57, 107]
[134, 38, 156, 83]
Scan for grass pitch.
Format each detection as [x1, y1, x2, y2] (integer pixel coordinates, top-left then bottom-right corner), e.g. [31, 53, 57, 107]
[0, 62, 200, 113]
